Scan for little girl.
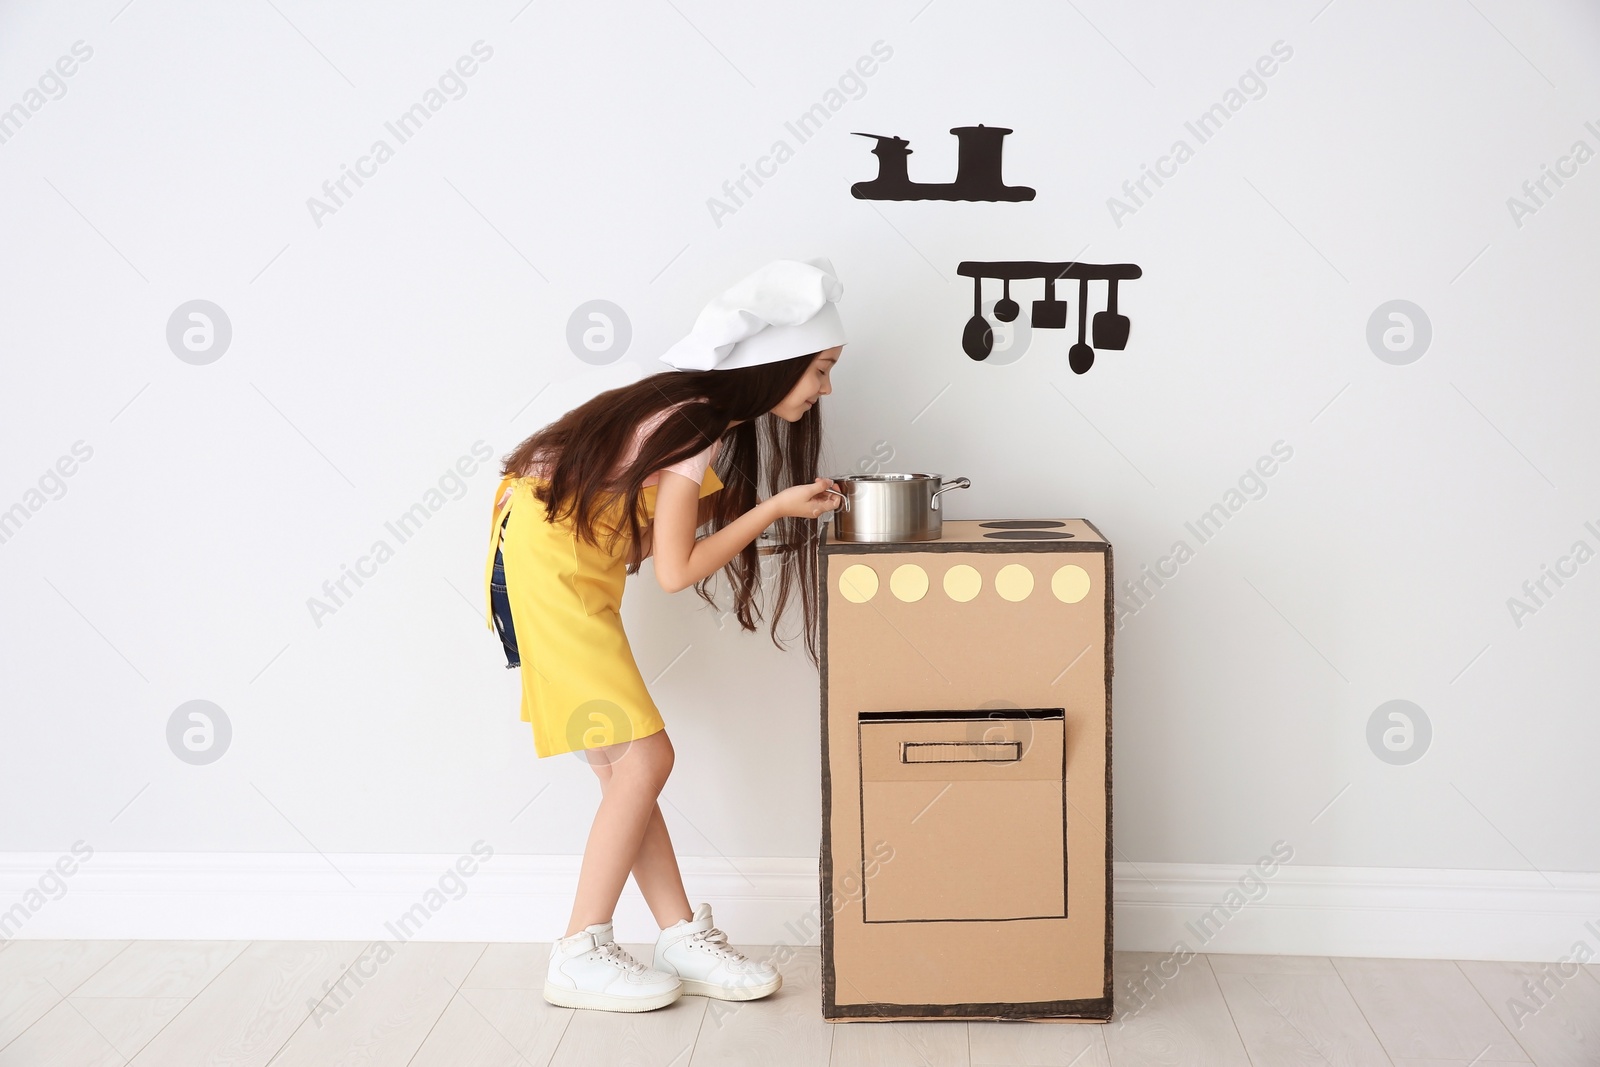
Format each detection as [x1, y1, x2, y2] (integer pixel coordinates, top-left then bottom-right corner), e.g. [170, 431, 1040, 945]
[483, 258, 847, 1012]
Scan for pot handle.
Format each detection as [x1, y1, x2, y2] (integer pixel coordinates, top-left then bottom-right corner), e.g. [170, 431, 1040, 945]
[820, 486, 848, 513]
[930, 476, 971, 511]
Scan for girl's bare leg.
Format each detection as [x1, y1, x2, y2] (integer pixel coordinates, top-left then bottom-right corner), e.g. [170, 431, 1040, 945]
[564, 729, 690, 936]
[626, 802, 693, 928]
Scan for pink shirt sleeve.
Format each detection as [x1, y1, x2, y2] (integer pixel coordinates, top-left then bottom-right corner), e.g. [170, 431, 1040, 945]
[647, 443, 717, 486]
[631, 403, 719, 487]
[524, 401, 719, 486]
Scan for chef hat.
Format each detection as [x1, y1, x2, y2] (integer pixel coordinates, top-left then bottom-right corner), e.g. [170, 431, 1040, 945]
[659, 257, 847, 372]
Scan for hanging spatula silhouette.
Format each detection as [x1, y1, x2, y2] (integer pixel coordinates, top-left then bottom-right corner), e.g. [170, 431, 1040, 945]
[1092, 278, 1130, 351]
[1031, 275, 1068, 330]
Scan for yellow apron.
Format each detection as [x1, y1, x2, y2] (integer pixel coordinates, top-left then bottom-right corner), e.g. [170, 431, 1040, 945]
[484, 467, 724, 758]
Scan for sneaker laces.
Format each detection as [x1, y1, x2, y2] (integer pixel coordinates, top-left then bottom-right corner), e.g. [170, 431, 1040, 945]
[593, 939, 649, 975]
[687, 925, 745, 962]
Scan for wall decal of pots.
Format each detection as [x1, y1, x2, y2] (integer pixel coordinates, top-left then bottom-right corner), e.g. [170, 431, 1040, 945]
[957, 261, 1143, 373]
[851, 125, 1036, 202]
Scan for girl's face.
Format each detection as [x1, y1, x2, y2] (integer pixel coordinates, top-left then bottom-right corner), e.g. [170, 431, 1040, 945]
[771, 346, 842, 422]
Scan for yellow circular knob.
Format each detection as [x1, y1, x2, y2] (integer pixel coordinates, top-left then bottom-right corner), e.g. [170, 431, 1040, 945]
[943, 564, 982, 602]
[890, 564, 929, 602]
[838, 564, 878, 603]
[995, 563, 1034, 602]
[1052, 564, 1091, 604]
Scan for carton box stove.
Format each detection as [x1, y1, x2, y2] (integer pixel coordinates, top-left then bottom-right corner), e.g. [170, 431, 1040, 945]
[819, 518, 1113, 1022]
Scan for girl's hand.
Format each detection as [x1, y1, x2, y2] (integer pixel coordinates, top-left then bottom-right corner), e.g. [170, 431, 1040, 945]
[769, 477, 842, 520]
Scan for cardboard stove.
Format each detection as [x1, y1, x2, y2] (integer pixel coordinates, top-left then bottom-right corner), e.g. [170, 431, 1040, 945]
[819, 518, 1113, 1022]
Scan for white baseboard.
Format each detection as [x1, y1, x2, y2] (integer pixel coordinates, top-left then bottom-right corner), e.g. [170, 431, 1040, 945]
[1114, 861, 1600, 963]
[0, 852, 825, 949]
[3, 853, 1597, 962]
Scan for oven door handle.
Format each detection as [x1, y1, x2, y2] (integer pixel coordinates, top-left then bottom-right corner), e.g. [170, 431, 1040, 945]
[899, 740, 1022, 764]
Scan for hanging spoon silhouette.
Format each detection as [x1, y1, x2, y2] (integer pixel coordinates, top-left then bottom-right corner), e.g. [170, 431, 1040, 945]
[962, 277, 993, 360]
[1068, 276, 1095, 374]
[994, 279, 1019, 323]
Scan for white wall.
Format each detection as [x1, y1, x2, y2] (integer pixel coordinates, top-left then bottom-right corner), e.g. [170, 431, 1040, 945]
[3, 0, 1598, 954]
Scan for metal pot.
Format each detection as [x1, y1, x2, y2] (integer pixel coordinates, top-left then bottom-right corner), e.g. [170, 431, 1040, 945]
[820, 473, 972, 542]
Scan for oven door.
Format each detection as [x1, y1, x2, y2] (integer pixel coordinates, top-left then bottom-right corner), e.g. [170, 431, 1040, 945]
[857, 709, 1066, 923]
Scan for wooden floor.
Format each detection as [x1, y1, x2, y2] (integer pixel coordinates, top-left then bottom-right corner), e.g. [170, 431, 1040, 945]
[1, 938, 1596, 1066]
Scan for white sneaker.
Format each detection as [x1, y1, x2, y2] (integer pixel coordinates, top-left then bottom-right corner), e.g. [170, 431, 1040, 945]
[544, 921, 683, 1012]
[653, 903, 782, 1001]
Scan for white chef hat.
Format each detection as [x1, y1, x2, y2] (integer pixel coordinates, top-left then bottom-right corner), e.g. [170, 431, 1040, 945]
[659, 257, 847, 372]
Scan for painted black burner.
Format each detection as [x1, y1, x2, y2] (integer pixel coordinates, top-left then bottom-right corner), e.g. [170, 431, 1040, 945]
[979, 520, 1068, 529]
[982, 530, 1075, 540]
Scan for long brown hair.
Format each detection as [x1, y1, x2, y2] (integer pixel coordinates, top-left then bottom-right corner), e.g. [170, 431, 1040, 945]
[500, 350, 826, 666]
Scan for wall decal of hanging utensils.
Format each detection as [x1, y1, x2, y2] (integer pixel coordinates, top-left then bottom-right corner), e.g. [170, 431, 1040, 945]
[957, 261, 1143, 373]
[851, 124, 1035, 202]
